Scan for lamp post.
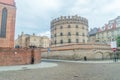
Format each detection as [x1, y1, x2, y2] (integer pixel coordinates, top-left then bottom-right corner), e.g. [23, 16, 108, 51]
[111, 41, 117, 62]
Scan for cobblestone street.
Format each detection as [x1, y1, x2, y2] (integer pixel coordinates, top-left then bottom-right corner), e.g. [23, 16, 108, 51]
[0, 61, 120, 80]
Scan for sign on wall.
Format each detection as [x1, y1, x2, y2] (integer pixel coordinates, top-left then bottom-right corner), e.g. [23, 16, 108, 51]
[111, 41, 117, 48]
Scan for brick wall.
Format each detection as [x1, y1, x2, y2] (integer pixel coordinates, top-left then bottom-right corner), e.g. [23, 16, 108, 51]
[0, 48, 41, 66]
[0, 0, 14, 5]
[0, 2, 16, 48]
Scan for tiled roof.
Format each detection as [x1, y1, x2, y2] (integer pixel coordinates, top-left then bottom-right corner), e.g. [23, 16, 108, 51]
[0, 0, 14, 5]
[98, 16, 119, 32]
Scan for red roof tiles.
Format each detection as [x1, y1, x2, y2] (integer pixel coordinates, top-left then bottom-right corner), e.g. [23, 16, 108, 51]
[0, 0, 14, 5]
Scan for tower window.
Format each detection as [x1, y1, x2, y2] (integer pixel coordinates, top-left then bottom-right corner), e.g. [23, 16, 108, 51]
[54, 27, 56, 30]
[83, 39, 85, 43]
[76, 39, 79, 43]
[60, 32, 63, 36]
[82, 26, 84, 29]
[54, 34, 56, 37]
[68, 39, 71, 43]
[76, 32, 79, 36]
[68, 25, 71, 28]
[60, 26, 63, 29]
[68, 32, 71, 36]
[0, 8, 7, 38]
[55, 40, 56, 44]
[82, 33, 85, 36]
[60, 40, 63, 44]
[76, 25, 78, 28]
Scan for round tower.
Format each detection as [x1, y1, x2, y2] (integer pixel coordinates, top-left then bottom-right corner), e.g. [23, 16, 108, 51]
[51, 15, 89, 46]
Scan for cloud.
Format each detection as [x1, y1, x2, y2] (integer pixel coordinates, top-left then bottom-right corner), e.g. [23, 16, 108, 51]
[101, 0, 120, 14]
[38, 31, 50, 38]
[15, 0, 120, 39]
[16, 0, 63, 29]
[16, 0, 63, 18]
[67, 0, 120, 28]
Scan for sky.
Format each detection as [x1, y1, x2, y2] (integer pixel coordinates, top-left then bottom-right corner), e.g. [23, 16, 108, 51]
[15, 0, 120, 39]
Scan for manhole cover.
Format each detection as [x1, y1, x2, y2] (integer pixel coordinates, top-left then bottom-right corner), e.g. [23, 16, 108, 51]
[74, 75, 79, 77]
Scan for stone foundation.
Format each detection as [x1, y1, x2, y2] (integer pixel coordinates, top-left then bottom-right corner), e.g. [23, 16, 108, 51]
[0, 48, 41, 66]
[41, 44, 116, 60]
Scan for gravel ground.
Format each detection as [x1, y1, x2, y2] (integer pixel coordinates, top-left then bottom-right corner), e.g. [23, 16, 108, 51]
[0, 62, 120, 80]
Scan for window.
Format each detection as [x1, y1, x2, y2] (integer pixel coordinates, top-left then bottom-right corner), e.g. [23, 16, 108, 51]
[60, 26, 63, 29]
[83, 39, 85, 43]
[54, 34, 56, 37]
[76, 25, 78, 28]
[82, 26, 84, 29]
[55, 40, 56, 44]
[68, 25, 71, 28]
[54, 27, 56, 30]
[82, 33, 85, 36]
[68, 32, 71, 36]
[76, 32, 79, 36]
[0, 8, 7, 38]
[68, 39, 71, 43]
[76, 39, 79, 43]
[60, 32, 63, 36]
[60, 40, 63, 44]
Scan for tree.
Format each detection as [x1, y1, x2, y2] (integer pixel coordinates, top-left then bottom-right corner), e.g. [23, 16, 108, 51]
[117, 36, 120, 47]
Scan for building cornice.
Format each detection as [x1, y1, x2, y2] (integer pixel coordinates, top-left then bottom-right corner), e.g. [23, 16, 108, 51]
[0, 2, 15, 7]
[97, 27, 120, 34]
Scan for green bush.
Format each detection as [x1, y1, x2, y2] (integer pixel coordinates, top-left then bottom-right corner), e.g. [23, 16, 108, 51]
[117, 36, 120, 47]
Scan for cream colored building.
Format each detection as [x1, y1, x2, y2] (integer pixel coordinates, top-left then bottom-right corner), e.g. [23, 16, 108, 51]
[15, 32, 50, 48]
[96, 16, 120, 44]
[51, 15, 89, 46]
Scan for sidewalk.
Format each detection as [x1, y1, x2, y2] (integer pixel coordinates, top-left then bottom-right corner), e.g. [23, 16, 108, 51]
[42, 59, 120, 64]
[0, 62, 58, 72]
[0, 59, 119, 72]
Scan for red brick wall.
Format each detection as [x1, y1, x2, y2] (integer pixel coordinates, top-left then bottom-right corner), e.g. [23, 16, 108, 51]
[33, 49, 41, 64]
[0, 2, 16, 48]
[0, 0, 14, 5]
[0, 48, 41, 66]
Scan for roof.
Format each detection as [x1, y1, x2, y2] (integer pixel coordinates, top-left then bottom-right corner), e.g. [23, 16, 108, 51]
[0, 0, 14, 5]
[88, 28, 98, 36]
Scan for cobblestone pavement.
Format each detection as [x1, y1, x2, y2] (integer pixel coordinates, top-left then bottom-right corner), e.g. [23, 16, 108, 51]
[0, 61, 120, 80]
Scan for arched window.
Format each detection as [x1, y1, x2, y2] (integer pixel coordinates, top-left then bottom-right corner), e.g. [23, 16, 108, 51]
[68, 39, 71, 43]
[60, 32, 63, 36]
[82, 33, 85, 36]
[68, 32, 71, 36]
[60, 40, 63, 44]
[76, 39, 79, 43]
[82, 26, 84, 29]
[60, 26, 63, 29]
[55, 40, 56, 44]
[68, 25, 71, 28]
[54, 34, 56, 37]
[76, 25, 78, 28]
[83, 39, 85, 43]
[76, 32, 79, 36]
[0, 8, 7, 38]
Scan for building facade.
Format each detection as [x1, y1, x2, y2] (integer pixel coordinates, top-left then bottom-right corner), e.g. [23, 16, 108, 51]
[15, 32, 50, 48]
[96, 16, 120, 44]
[0, 0, 16, 48]
[51, 15, 88, 46]
[88, 28, 98, 43]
